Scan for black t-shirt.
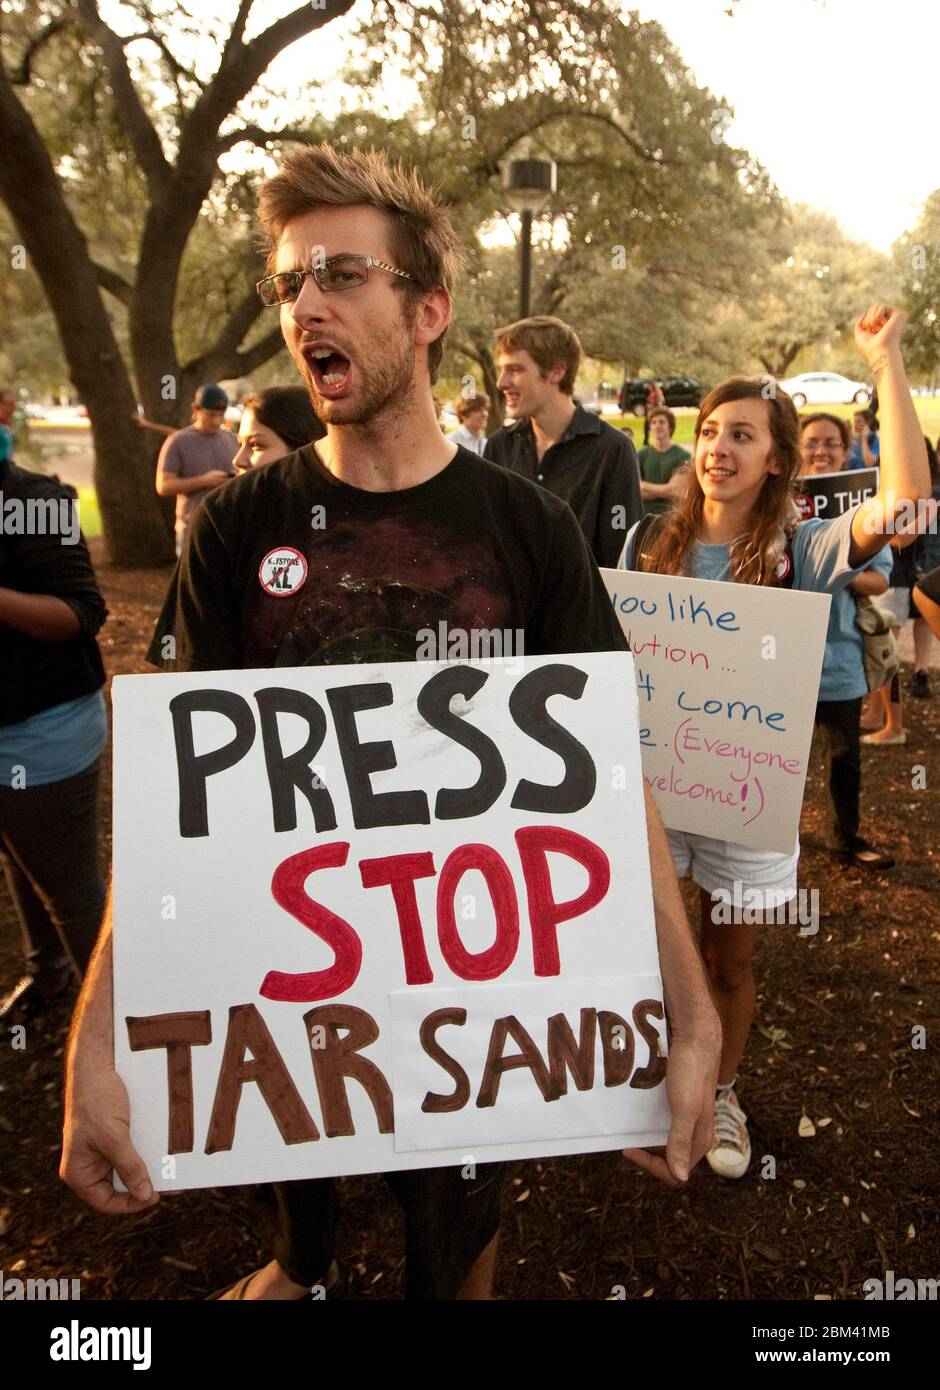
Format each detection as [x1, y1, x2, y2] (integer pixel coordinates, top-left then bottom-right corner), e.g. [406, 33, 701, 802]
[146, 444, 628, 671]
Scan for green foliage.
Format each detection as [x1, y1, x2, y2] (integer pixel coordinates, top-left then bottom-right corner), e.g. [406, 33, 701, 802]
[895, 190, 940, 380]
[0, 0, 894, 419]
[744, 205, 888, 380]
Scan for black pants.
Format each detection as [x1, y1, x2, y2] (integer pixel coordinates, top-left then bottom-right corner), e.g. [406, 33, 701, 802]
[0, 758, 105, 984]
[813, 698, 862, 852]
[264, 1162, 505, 1300]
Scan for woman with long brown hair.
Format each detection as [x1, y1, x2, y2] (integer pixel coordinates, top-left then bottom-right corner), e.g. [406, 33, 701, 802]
[619, 306, 928, 1180]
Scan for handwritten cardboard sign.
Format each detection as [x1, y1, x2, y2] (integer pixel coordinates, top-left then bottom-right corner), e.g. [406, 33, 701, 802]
[795, 467, 878, 520]
[600, 571, 831, 851]
[111, 653, 670, 1192]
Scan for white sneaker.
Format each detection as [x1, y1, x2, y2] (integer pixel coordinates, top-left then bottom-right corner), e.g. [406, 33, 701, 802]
[707, 1088, 751, 1179]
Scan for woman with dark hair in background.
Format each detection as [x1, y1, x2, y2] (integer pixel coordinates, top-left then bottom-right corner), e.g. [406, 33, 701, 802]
[233, 387, 325, 471]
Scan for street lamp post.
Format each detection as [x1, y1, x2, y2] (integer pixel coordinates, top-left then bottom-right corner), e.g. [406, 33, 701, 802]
[501, 158, 557, 320]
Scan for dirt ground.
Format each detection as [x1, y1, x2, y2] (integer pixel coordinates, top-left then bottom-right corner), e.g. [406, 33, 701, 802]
[1, 543, 937, 1301]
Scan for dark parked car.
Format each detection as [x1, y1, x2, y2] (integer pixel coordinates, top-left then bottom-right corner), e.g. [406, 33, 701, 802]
[617, 374, 702, 415]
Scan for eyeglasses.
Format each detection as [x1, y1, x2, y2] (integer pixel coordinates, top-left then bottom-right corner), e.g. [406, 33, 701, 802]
[800, 438, 845, 451]
[256, 253, 417, 306]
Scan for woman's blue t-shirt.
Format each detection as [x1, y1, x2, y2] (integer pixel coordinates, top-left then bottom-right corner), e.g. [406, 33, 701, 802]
[618, 506, 893, 701]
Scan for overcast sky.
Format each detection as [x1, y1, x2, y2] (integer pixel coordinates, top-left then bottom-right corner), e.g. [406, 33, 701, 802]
[632, 0, 938, 250]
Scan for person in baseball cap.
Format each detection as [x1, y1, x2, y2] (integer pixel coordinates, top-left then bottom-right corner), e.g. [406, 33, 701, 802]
[155, 383, 238, 554]
[193, 383, 229, 412]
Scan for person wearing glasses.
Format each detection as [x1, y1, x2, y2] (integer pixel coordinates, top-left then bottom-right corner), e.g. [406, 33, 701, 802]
[154, 383, 239, 555]
[798, 413, 895, 868]
[61, 143, 721, 1302]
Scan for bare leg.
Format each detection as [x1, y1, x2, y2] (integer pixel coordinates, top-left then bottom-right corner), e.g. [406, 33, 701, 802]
[866, 633, 904, 739]
[698, 889, 760, 1085]
[222, 1259, 312, 1300]
[457, 1231, 500, 1300]
[913, 616, 934, 675]
[860, 691, 882, 730]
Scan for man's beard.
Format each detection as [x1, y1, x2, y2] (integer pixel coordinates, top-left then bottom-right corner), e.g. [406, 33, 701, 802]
[298, 323, 417, 429]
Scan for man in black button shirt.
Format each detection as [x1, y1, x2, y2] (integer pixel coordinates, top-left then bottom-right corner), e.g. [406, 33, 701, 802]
[61, 145, 719, 1301]
[483, 316, 642, 567]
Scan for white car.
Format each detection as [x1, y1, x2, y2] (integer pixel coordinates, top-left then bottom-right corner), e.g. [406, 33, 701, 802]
[779, 372, 871, 408]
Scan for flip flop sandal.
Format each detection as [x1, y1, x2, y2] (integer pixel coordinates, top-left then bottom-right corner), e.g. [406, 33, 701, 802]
[208, 1260, 340, 1301]
[837, 844, 895, 870]
[850, 847, 895, 870]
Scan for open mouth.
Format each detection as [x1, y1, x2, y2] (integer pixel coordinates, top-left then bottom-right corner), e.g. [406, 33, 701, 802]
[705, 467, 736, 479]
[305, 346, 352, 397]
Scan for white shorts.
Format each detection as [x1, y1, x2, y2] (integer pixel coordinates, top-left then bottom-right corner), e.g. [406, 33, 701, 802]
[666, 827, 800, 910]
[872, 586, 910, 629]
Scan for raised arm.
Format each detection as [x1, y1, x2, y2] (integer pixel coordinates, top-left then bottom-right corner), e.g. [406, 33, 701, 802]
[849, 306, 929, 565]
[132, 412, 176, 439]
[623, 786, 721, 1185]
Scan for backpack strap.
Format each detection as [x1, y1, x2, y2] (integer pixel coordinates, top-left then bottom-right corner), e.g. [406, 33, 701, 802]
[629, 512, 664, 572]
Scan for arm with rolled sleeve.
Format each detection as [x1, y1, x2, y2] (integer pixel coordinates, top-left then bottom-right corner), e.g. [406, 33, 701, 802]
[794, 507, 891, 596]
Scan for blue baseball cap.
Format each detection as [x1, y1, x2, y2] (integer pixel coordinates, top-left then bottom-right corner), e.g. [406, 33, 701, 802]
[194, 383, 228, 411]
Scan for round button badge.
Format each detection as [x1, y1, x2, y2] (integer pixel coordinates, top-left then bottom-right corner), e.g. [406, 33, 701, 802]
[774, 550, 792, 582]
[258, 546, 308, 598]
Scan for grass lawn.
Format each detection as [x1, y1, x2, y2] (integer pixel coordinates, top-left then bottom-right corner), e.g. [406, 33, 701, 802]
[56, 399, 940, 544]
[610, 397, 940, 451]
[77, 486, 102, 539]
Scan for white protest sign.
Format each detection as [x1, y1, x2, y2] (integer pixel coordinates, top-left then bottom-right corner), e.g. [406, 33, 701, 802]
[600, 571, 831, 852]
[111, 653, 669, 1192]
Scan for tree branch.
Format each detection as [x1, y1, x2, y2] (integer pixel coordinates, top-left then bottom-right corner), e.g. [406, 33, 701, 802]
[229, 324, 287, 377]
[120, 28, 196, 83]
[216, 123, 312, 154]
[241, 2, 357, 84]
[74, 0, 172, 190]
[206, 284, 265, 364]
[189, 2, 356, 153]
[92, 261, 134, 305]
[7, 17, 70, 85]
[473, 101, 668, 181]
[226, 0, 256, 53]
